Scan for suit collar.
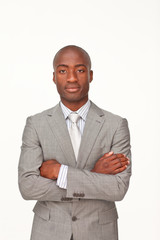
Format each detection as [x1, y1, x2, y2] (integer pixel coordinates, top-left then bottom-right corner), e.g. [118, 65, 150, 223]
[59, 100, 91, 121]
[46, 103, 76, 167]
[45, 101, 105, 168]
[76, 101, 105, 168]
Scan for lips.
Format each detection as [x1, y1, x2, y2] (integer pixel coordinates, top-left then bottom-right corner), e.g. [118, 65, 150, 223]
[65, 85, 80, 93]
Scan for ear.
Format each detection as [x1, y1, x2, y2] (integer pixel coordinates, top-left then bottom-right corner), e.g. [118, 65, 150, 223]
[89, 70, 93, 83]
[53, 72, 56, 84]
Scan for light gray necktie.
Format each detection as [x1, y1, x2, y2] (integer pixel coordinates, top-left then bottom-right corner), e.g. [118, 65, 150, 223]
[68, 113, 81, 160]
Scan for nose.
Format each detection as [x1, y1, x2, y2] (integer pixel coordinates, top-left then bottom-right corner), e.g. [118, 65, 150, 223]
[67, 70, 77, 82]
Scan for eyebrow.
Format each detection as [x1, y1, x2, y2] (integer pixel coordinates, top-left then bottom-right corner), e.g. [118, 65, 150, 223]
[56, 64, 87, 68]
[75, 64, 87, 68]
[57, 64, 68, 68]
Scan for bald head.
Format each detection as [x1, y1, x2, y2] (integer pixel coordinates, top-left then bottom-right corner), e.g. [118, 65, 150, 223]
[53, 45, 92, 70]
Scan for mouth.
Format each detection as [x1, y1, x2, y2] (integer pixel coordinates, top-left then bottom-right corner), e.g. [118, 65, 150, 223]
[65, 86, 80, 93]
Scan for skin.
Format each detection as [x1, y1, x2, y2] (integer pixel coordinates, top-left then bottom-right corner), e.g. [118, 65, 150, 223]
[40, 46, 130, 180]
[53, 46, 93, 111]
[91, 152, 129, 175]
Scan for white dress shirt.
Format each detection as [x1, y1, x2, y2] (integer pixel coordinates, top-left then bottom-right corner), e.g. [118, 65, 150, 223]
[56, 100, 91, 189]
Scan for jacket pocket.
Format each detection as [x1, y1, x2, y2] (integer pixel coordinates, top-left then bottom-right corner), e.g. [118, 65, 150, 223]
[99, 207, 118, 224]
[33, 202, 50, 221]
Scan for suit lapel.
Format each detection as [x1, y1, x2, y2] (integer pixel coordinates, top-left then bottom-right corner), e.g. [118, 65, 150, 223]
[77, 102, 105, 169]
[46, 104, 76, 167]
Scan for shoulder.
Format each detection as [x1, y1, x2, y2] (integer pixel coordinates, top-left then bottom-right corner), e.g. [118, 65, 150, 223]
[26, 104, 59, 123]
[91, 101, 124, 121]
[90, 101, 129, 130]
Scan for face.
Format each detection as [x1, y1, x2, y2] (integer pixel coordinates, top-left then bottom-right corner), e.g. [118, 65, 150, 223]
[53, 48, 93, 110]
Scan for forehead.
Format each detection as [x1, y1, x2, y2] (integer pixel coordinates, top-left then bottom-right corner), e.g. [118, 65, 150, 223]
[54, 49, 90, 68]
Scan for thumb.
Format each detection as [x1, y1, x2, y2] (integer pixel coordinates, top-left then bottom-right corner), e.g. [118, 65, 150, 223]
[104, 151, 114, 157]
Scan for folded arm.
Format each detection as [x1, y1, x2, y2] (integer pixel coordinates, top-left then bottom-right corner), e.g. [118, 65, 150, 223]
[39, 118, 131, 202]
[19, 117, 131, 202]
[66, 118, 131, 202]
[18, 117, 66, 201]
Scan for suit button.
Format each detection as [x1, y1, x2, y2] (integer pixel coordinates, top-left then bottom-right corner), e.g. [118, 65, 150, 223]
[73, 193, 78, 197]
[72, 216, 77, 221]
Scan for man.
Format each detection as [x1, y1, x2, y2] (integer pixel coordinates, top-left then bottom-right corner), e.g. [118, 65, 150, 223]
[18, 45, 131, 240]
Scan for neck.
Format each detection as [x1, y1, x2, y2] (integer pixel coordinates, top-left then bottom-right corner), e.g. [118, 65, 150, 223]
[61, 98, 88, 111]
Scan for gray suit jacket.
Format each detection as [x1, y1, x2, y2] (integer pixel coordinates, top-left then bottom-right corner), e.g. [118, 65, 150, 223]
[18, 101, 131, 240]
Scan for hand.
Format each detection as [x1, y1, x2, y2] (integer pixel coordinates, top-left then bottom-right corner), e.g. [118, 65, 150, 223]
[91, 152, 130, 175]
[40, 160, 61, 180]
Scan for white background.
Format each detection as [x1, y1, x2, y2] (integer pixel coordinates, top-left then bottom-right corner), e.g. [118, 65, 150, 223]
[0, 0, 159, 239]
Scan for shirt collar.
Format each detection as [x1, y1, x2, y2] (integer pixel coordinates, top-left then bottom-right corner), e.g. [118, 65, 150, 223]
[60, 100, 91, 121]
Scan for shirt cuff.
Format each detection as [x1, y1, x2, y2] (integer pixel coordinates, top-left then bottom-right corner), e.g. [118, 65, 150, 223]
[56, 165, 68, 189]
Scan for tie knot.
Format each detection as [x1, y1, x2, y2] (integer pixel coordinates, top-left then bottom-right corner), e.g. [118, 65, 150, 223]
[68, 113, 80, 123]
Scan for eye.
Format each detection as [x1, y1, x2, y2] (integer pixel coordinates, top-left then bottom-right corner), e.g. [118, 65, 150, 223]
[77, 69, 85, 73]
[59, 70, 66, 74]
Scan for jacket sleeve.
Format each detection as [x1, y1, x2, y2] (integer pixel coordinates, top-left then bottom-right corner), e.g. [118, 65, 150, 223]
[18, 117, 66, 201]
[66, 118, 131, 202]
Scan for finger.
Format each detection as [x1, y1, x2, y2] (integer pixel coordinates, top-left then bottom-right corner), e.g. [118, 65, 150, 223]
[116, 161, 128, 169]
[111, 158, 129, 166]
[104, 161, 127, 173]
[115, 153, 129, 160]
[110, 155, 129, 163]
[120, 157, 130, 162]
[112, 165, 128, 175]
[111, 159, 127, 167]
[99, 151, 114, 161]
[102, 151, 114, 158]
[102, 153, 124, 162]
